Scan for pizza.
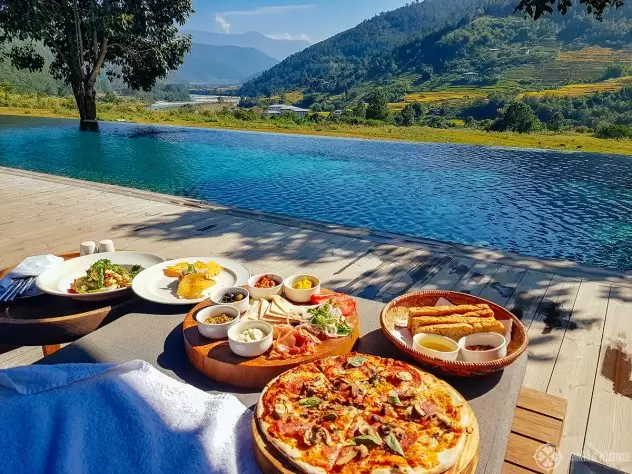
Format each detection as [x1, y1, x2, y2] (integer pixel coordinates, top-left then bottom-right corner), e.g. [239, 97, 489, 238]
[256, 353, 474, 474]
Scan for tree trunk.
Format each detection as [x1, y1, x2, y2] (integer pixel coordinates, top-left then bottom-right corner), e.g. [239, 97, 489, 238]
[73, 82, 98, 131]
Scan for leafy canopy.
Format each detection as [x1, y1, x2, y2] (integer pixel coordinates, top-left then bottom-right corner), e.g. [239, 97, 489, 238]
[0, 0, 193, 93]
[514, 0, 625, 20]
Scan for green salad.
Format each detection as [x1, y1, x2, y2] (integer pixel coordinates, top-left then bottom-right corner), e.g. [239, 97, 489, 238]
[69, 259, 142, 294]
[306, 303, 352, 338]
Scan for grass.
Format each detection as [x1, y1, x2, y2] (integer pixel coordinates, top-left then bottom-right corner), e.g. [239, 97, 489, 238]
[1, 93, 632, 156]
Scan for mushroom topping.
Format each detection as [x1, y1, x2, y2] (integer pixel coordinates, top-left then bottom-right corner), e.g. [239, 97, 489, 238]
[335, 445, 370, 465]
[413, 403, 426, 418]
[303, 426, 334, 447]
[432, 412, 454, 429]
[273, 401, 293, 419]
[350, 382, 366, 399]
[396, 371, 413, 382]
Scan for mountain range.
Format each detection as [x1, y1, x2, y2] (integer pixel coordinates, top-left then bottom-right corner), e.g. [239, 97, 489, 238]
[183, 30, 309, 61]
[169, 43, 278, 86]
[240, 0, 632, 100]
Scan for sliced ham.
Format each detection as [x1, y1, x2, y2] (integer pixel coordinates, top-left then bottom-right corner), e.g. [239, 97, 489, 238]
[269, 325, 321, 360]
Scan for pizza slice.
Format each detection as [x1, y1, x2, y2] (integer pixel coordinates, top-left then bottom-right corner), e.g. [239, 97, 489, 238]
[259, 399, 359, 473]
[365, 413, 469, 474]
[316, 353, 384, 384]
[331, 413, 415, 474]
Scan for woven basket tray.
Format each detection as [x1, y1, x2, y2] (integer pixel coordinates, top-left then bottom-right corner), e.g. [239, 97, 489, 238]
[380, 290, 528, 377]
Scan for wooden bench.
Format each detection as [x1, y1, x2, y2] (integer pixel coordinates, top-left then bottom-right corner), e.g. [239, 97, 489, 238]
[504, 387, 568, 473]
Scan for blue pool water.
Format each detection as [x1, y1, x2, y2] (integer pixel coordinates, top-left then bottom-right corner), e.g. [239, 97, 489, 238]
[1, 115, 631, 270]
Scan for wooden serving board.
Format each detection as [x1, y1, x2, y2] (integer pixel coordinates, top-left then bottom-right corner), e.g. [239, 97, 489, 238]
[252, 402, 479, 474]
[183, 296, 360, 389]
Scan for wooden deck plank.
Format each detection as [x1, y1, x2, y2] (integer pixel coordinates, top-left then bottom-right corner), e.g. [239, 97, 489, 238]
[523, 276, 582, 392]
[478, 265, 527, 306]
[453, 260, 502, 296]
[416, 257, 474, 291]
[504, 270, 554, 327]
[547, 281, 610, 473]
[583, 285, 632, 472]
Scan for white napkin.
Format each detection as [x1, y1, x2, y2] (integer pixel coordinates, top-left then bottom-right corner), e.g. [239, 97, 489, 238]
[7, 254, 64, 278]
[0, 360, 259, 474]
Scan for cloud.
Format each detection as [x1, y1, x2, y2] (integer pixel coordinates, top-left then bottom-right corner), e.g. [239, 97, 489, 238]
[265, 33, 311, 42]
[215, 14, 230, 33]
[218, 4, 316, 17]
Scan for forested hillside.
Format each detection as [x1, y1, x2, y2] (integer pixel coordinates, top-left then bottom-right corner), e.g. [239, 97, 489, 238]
[240, 0, 632, 99]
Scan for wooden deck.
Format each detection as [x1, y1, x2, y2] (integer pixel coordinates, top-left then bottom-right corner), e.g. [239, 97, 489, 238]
[1, 167, 631, 473]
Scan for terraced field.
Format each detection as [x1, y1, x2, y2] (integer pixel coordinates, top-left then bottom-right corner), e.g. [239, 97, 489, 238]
[520, 76, 632, 98]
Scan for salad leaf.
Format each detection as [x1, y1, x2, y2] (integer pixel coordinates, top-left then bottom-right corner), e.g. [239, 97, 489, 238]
[307, 303, 351, 337]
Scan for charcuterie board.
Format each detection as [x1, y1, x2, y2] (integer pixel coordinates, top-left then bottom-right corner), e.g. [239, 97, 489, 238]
[183, 291, 360, 388]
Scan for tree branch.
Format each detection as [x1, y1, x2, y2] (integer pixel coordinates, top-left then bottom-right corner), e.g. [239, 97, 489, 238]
[87, 37, 108, 86]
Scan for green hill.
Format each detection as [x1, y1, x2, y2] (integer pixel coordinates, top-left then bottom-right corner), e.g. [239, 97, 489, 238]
[239, 0, 632, 102]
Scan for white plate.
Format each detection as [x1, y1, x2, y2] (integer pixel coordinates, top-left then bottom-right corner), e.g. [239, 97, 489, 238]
[36, 251, 166, 302]
[131, 256, 250, 305]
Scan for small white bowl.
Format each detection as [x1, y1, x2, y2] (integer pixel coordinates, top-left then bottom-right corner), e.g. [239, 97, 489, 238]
[247, 274, 283, 300]
[283, 274, 321, 303]
[210, 287, 250, 314]
[413, 333, 460, 361]
[458, 332, 507, 363]
[195, 305, 240, 339]
[227, 320, 274, 358]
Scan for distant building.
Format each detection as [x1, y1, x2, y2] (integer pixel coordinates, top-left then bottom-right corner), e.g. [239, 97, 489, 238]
[266, 104, 309, 117]
[462, 72, 479, 82]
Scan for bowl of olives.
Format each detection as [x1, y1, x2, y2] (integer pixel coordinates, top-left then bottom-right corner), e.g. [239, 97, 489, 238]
[210, 287, 250, 314]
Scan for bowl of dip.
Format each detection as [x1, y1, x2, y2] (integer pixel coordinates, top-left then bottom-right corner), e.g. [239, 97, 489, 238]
[195, 305, 240, 339]
[227, 320, 273, 357]
[247, 274, 284, 300]
[283, 274, 321, 303]
[413, 333, 459, 361]
[458, 332, 507, 363]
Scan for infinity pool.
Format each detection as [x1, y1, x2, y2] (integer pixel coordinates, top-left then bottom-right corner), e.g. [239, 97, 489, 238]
[1, 115, 631, 270]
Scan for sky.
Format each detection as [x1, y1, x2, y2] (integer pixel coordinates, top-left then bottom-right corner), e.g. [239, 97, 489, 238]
[188, 0, 410, 43]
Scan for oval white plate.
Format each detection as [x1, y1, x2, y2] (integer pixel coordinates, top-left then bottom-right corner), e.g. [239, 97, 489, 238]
[36, 251, 166, 302]
[132, 256, 250, 305]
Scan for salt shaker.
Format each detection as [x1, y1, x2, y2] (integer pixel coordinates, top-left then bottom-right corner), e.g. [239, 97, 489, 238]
[97, 239, 116, 253]
[80, 241, 96, 256]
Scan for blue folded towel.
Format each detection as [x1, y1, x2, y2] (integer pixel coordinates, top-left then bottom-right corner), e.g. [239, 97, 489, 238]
[0, 361, 258, 473]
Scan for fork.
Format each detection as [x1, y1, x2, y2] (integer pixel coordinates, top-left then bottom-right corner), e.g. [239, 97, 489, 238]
[0, 277, 35, 303]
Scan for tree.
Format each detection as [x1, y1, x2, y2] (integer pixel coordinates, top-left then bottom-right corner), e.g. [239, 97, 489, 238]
[0, 0, 193, 129]
[548, 111, 565, 131]
[515, 0, 624, 20]
[352, 102, 367, 119]
[491, 101, 542, 133]
[365, 90, 390, 121]
[396, 104, 416, 126]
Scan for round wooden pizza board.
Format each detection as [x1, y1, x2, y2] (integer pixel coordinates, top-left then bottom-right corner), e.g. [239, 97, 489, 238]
[183, 298, 360, 389]
[251, 402, 479, 474]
